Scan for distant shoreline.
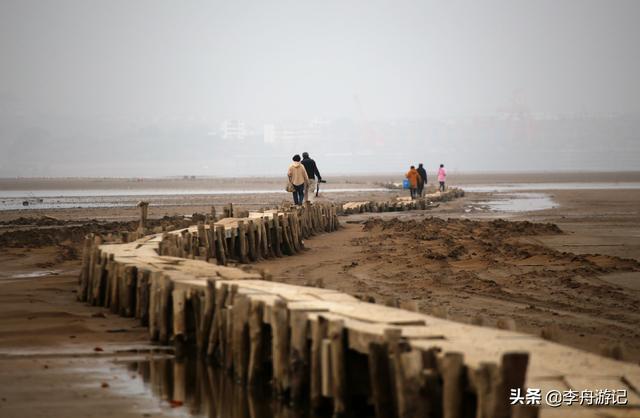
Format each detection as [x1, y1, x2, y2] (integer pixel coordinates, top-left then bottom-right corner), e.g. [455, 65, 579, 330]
[1, 171, 640, 191]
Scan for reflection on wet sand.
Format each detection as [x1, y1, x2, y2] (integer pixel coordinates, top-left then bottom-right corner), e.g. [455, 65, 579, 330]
[125, 355, 331, 418]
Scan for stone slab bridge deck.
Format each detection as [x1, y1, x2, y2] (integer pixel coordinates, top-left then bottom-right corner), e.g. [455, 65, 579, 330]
[77, 199, 639, 418]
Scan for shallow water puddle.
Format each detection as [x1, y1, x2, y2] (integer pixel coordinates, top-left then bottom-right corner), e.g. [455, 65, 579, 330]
[1, 270, 61, 280]
[461, 182, 640, 192]
[116, 355, 349, 418]
[481, 192, 558, 212]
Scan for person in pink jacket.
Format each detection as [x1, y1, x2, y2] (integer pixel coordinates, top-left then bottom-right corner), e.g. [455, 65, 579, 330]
[437, 164, 446, 192]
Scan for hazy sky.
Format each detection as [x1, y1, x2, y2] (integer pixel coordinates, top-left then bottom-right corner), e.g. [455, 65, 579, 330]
[0, 0, 639, 176]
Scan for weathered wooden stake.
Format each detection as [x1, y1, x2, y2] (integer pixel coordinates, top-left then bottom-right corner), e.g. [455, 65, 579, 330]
[247, 220, 257, 261]
[137, 201, 149, 233]
[238, 220, 248, 263]
[329, 319, 347, 417]
[232, 294, 251, 384]
[247, 299, 265, 386]
[271, 299, 290, 396]
[311, 316, 329, 409]
[172, 288, 187, 353]
[442, 352, 465, 418]
[368, 341, 396, 418]
[289, 310, 310, 403]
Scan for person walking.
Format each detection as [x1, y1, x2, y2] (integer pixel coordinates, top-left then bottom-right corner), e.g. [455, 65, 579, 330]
[405, 165, 422, 200]
[437, 164, 446, 192]
[301, 152, 322, 203]
[416, 163, 427, 197]
[287, 154, 309, 206]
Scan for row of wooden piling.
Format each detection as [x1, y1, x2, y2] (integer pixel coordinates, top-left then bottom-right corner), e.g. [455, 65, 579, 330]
[77, 223, 540, 418]
[341, 188, 465, 215]
[77, 202, 340, 311]
[156, 203, 339, 265]
[79, 233, 540, 418]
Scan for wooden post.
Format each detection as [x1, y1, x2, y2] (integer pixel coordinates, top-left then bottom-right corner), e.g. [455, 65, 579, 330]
[311, 316, 329, 410]
[148, 271, 163, 341]
[87, 245, 102, 305]
[263, 218, 272, 257]
[396, 350, 426, 418]
[200, 280, 215, 354]
[247, 220, 257, 261]
[207, 282, 228, 360]
[272, 215, 283, 257]
[247, 299, 265, 386]
[228, 227, 237, 260]
[207, 223, 216, 261]
[492, 352, 529, 418]
[475, 362, 499, 418]
[290, 310, 310, 403]
[124, 265, 138, 317]
[368, 341, 396, 418]
[78, 236, 92, 301]
[238, 220, 248, 263]
[280, 214, 294, 255]
[137, 269, 150, 326]
[232, 294, 251, 384]
[173, 359, 187, 404]
[191, 290, 204, 350]
[253, 218, 261, 260]
[289, 212, 300, 252]
[109, 263, 121, 314]
[271, 299, 290, 396]
[197, 221, 207, 256]
[224, 306, 234, 371]
[329, 319, 347, 417]
[442, 352, 465, 418]
[97, 253, 108, 306]
[137, 201, 149, 234]
[158, 275, 173, 344]
[215, 226, 227, 265]
[172, 288, 187, 355]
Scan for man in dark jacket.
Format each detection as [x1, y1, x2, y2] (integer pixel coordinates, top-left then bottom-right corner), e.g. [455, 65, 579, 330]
[417, 163, 427, 197]
[301, 152, 322, 202]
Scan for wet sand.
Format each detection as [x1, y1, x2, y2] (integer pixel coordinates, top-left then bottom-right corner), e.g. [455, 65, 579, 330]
[254, 188, 640, 362]
[1, 173, 639, 416]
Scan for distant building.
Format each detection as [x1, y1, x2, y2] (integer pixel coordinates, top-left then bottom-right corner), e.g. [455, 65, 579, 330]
[263, 124, 276, 144]
[262, 121, 321, 144]
[221, 120, 247, 141]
